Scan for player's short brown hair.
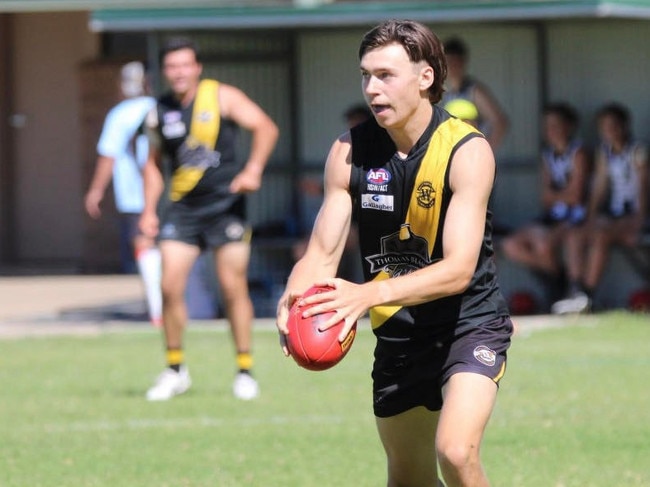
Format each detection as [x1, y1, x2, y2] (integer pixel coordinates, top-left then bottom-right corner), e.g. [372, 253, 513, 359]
[359, 19, 447, 104]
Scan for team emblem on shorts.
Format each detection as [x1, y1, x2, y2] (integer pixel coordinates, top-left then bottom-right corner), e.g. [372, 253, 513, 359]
[160, 223, 177, 238]
[473, 345, 497, 366]
[225, 222, 245, 241]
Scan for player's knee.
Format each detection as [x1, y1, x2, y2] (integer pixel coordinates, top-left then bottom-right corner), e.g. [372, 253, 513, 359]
[436, 440, 480, 475]
[592, 227, 609, 243]
[219, 275, 248, 302]
[161, 280, 184, 305]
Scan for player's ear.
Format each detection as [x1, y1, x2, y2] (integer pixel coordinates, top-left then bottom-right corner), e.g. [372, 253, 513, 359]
[419, 64, 434, 92]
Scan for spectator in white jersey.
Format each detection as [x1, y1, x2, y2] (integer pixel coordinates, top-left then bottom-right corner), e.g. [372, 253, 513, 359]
[552, 102, 648, 314]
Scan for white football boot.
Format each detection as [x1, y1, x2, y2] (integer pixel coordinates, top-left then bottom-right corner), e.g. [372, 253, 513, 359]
[146, 366, 191, 401]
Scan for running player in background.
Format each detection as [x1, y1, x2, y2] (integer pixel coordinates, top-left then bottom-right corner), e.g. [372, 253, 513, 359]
[140, 37, 279, 401]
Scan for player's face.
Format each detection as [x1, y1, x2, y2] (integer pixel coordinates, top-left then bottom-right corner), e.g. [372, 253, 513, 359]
[360, 43, 432, 130]
[543, 113, 570, 149]
[162, 48, 202, 100]
[445, 53, 465, 79]
[598, 114, 624, 146]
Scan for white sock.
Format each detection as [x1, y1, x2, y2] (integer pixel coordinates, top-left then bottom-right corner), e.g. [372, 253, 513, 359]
[136, 247, 162, 323]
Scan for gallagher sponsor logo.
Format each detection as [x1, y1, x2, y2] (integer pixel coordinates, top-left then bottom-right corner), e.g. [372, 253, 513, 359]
[361, 194, 394, 212]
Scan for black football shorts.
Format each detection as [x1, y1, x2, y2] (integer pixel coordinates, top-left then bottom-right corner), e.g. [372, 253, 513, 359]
[158, 201, 251, 250]
[372, 315, 513, 418]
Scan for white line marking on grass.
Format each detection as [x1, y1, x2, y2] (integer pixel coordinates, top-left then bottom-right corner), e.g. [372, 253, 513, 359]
[37, 414, 371, 434]
[1, 314, 598, 342]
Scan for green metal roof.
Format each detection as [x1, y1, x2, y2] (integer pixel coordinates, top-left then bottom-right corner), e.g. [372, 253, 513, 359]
[87, 0, 650, 31]
[0, 0, 259, 12]
[2, 1, 650, 28]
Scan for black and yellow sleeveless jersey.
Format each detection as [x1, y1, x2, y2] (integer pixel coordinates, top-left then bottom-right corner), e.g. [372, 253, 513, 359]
[349, 105, 509, 337]
[156, 79, 242, 214]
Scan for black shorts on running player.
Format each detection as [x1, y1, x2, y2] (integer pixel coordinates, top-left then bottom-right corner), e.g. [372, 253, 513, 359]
[158, 198, 251, 250]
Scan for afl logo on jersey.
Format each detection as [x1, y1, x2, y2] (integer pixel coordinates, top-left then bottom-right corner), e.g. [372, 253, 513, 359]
[366, 168, 392, 185]
[366, 168, 391, 192]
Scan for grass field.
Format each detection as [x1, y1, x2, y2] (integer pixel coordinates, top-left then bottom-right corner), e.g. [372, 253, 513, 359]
[1, 312, 649, 486]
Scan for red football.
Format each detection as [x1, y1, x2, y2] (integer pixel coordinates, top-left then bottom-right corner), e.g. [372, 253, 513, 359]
[286, 285, 357, 371]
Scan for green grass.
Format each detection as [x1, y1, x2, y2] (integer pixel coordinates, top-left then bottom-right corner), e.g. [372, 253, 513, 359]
[1, 312, 649, 486]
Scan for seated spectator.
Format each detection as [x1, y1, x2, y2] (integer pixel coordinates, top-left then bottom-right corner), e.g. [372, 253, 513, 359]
[552, 102, 648, 314]
[502, 103, 591, 305]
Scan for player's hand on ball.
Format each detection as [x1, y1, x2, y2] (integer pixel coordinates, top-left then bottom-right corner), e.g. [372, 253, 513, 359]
[276, 289, 303, 356]
[300, 278, 367, 342]
[286, 284, 358, 371]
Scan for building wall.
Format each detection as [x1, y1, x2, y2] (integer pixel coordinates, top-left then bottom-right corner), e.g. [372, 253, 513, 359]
[547, 19, 650, 145]
[298, 29, 366, 165]
[0, 15, 12, 263]
[11, 12, 98, 265]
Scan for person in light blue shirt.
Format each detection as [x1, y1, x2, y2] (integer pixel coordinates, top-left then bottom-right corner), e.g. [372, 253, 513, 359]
[96, 97, 153, 214]
[84, 61, 162, 326]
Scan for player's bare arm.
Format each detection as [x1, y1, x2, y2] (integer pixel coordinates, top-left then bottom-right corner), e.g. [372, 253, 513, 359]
[139, 145, 164, 239]
[303, 136, 495, 331]
[540, 158, 556, 209]
[587, 151, 609, 221]
[276, 133, 353, 341]
[561, 147, 589, 206]
[473, 82, 509, 150]
[84, 155, 115, 219]
[219, 83, 279, 193]
[634, 146, 648, 225]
